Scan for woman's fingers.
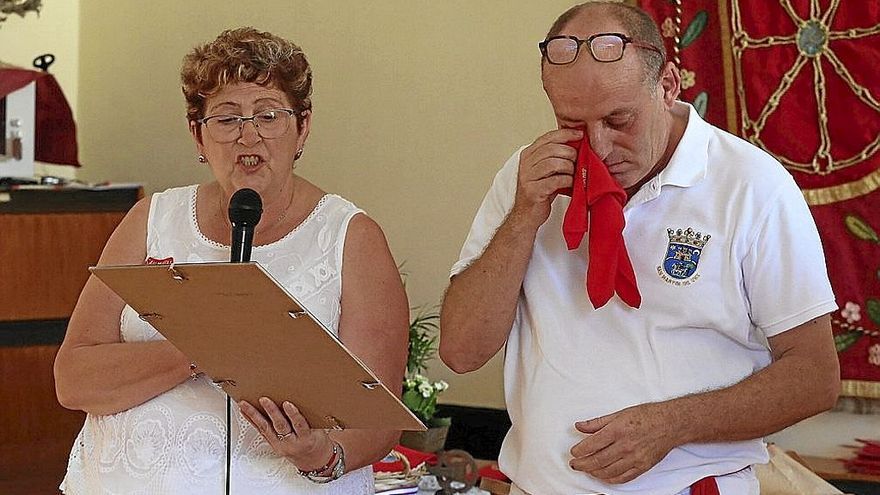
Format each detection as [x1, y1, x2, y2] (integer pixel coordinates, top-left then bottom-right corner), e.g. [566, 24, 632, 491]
[260, 397, 294, 436]
[282, 401, 312, 437]
[238, 400, 274, 439]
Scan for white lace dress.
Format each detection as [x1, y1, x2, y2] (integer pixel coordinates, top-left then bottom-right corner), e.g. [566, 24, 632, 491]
[60, 185, 375, 494]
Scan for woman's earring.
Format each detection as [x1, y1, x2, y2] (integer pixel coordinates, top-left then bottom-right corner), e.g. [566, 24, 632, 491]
[198, 154, 206, 163]
[294, 148, 303, 161]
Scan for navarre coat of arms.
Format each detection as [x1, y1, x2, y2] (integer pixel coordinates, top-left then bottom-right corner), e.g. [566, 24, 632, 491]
[658, 227, 711, 284]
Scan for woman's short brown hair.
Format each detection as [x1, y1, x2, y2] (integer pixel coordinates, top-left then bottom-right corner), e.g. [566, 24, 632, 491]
[181, 27, 312, 129]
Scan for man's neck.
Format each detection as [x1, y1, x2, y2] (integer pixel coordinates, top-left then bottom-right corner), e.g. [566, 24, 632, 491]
[624, 104, 690, 200]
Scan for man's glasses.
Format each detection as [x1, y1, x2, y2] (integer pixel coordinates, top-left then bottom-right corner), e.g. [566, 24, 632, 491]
[199, 108, 301, 143]
[539, 33, 663, 65]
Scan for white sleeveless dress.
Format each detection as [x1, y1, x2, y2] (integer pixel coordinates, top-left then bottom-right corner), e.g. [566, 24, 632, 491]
[60, 184, 375, 494]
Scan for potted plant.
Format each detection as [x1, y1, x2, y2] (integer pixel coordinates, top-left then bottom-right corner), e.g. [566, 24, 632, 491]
[399, 306, 451, 452]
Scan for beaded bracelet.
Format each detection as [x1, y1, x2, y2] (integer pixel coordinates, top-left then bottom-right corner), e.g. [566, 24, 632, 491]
[299, 441, 345, 484]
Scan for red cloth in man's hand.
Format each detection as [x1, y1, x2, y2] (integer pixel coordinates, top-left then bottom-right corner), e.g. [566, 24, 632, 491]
[561, 133, 640, 309]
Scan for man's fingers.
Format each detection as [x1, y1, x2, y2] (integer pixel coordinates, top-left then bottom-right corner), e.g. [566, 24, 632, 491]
[521, 129, 583, 162]
[526, 142, 579, 167]
[570, 442, 617, 472]
[570, 428, 615, 458]
[529, 156, 575, 181]
[520, 174, 572, 201]
[587, 457, 632, 480]
[604, 466, 644, 485]
[531, 128, 584, 148]
[575, 413, 613, 434]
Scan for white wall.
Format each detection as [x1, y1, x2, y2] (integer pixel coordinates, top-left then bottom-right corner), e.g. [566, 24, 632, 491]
[0, 0, 80, 178]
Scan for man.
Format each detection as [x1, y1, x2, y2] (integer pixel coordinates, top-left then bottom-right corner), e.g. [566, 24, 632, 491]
[440, 2, 840, 494]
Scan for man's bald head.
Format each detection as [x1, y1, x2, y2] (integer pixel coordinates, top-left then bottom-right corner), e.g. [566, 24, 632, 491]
[544, 2, 666, 84]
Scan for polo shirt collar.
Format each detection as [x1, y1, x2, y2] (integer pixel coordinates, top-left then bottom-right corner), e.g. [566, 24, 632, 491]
[657, 101, 711, 188]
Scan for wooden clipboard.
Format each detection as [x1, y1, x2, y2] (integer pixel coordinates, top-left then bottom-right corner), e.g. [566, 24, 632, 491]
[91, 262, 425, 432]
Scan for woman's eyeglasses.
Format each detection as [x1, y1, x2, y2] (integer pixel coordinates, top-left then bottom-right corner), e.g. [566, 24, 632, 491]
[199, 108, 301, 143]
[539, 33, 663, 65]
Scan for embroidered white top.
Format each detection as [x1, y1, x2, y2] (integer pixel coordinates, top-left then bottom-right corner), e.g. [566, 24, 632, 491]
[60, 185, 374, 495]
[451, 102, 837, 495]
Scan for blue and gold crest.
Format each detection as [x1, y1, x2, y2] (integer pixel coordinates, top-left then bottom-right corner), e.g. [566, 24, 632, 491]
[661, 227, 711, 282]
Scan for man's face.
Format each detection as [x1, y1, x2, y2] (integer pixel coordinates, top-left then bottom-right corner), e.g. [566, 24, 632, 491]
[542, 16, 673, 194]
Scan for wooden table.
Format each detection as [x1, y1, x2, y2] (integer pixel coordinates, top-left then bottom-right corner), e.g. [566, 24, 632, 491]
[800, 455, 880, 485]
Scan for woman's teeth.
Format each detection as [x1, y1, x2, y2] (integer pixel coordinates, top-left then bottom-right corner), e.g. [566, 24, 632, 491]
[239, 155, 261, 167]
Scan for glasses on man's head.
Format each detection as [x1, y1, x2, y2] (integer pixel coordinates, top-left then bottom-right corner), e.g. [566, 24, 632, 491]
[199, 108, 300, 143]
[539, 33, 663, 65]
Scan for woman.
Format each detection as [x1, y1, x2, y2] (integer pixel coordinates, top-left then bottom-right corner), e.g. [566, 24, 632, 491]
[54, 27, 409, 494]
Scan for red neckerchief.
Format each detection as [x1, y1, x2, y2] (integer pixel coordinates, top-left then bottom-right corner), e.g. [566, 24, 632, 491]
[561, 132, 640, 309]
[690, 477, 720, 495]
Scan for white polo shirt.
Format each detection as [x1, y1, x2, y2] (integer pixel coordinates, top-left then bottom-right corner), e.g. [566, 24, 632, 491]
[450, 102, 836, 495]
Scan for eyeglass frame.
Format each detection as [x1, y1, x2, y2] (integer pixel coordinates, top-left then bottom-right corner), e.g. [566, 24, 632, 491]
[538, 32, 664, 65]
[197, 108, 307, 143]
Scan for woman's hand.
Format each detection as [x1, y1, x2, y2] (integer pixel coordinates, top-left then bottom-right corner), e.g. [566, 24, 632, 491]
[239, 397, 336, 472]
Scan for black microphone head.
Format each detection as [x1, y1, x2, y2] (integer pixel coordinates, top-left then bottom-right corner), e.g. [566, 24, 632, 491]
[228, 188, 263, 227]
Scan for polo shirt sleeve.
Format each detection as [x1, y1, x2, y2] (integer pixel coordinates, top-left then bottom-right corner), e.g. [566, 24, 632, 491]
[742, 175, 838, 337]
[449, 148, 522, 278]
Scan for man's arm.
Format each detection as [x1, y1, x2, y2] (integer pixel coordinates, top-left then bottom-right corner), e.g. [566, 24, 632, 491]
[440, 128, 581, 373]
[570, 314, 839, 484]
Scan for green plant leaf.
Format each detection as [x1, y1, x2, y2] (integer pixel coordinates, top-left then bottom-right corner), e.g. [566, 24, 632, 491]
[834, 331, 862, 352]
[693, 92, 709, 118]
[867, 299, 880, 326]
[679, 11, 708, 49]
[407, 307, 441, 376]
[844, 214, 880, 243]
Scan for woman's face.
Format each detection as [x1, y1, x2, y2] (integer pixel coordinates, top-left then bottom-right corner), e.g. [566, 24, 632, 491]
[192, 81, 310, 202]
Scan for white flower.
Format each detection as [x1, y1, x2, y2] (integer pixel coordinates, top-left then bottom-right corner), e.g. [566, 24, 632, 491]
[841, 302, 861, 324]
[681, 69, 696, 90]
[869, 344, 880, 367]
[661, 18, 676, 38]
[418, 382, 434, 398]
[434, 381, 449, 391]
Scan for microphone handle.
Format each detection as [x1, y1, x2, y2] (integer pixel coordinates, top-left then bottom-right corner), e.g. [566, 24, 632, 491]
[230, 225, 255, 263]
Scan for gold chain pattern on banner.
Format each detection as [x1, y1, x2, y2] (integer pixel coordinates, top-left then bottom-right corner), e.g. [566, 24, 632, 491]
[832, 318, 880, 338]
[730, 0, 880, 190]
[672, 0, 683, 67]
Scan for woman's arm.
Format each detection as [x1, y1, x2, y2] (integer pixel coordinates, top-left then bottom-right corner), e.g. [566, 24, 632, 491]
[330, 213, 410, 470]
[237, 212, 410, 474]
[54, 197, 195, 415]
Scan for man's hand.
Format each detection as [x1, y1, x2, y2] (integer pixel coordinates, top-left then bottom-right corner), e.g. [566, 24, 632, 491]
[512, 128, 581, 228]
[569, 402, 680, 484]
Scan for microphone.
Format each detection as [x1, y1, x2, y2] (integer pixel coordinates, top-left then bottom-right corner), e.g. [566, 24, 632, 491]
[228, 188, 263, 263]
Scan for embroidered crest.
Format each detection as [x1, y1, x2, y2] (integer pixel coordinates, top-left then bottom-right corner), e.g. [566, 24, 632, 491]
[657, 228, 711, 286]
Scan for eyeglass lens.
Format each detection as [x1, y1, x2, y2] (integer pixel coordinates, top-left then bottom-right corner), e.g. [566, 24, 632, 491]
[545, 35, 625, 64]
[204, 110, 291, 143]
